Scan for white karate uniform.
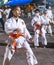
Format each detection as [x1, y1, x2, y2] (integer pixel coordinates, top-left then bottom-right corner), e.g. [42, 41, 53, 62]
[28, 12, 31, 18]
[3, 17, 38, 65]
[4, 8, 11, 19]
[47, 9, 53, 35]
[0, 9, 3, 18]
[47, 9, 53, 22]
[41, 14, 50, 32]
[31, 15, 47, 47]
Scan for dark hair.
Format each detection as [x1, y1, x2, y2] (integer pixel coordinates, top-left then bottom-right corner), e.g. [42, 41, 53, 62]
[11, 6, 18, 11]
[8, 10, 13, 18]
[8, 6, 20, 18]
[34, 9, 40, 12]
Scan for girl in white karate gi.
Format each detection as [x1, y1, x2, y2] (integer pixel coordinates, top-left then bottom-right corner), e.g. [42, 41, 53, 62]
[31, 9, 47, 48]
[3, 6, 38, 65]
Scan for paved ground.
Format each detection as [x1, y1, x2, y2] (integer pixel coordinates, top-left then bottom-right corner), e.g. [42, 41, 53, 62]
[0, 46, 54, 65]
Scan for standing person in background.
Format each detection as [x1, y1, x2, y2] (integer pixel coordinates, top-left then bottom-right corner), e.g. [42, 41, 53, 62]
[3, 6, 38, 65]
[31, 9, 47, 48]
[28, 11, 31, 18]
[47, 6, 53, 23]
[41, 8, 50, 34]
[0, 7, 4, 30]
[47, 6, 54, 36]
[4, 6, 11, 21]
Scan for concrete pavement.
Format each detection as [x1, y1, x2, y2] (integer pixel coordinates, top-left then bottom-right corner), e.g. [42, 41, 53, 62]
[0, 46, 54, 65]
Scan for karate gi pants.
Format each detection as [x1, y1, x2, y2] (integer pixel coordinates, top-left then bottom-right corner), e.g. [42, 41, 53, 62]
[3, 37, 38, 65]
[34, 29, 47, 46]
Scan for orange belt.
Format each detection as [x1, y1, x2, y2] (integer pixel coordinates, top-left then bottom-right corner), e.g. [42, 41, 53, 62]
[9, 33, 23, 51]
[35, 24, 42, 36]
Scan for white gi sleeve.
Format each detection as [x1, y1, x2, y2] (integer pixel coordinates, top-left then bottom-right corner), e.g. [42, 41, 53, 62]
[5, 19, 16, 34]
[24, 27, 32, 39]
[22, 20, 32, 39]
[31, 17, 37, 27]
[41, 16, 48, 25]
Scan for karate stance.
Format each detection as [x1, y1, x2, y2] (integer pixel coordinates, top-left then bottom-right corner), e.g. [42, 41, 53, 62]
[3, 6, 38, 65]
[47, 6, 54, 36]
[31, 9, 47, 48]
